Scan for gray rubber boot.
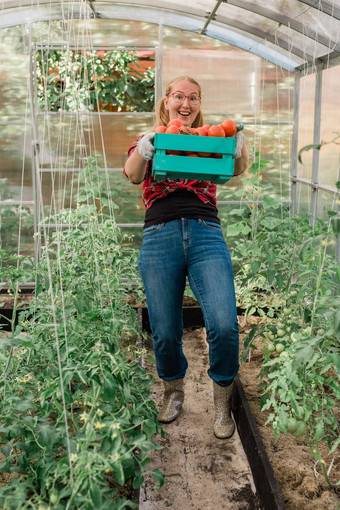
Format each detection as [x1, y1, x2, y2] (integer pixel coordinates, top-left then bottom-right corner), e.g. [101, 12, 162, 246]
[213, 381, 235, 439]
[157, 379, 184, 423]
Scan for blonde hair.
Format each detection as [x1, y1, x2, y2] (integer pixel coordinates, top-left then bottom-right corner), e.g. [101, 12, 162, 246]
[155, 76, 204, 128]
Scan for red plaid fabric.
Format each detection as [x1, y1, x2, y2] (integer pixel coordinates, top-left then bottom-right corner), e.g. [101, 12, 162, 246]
[124, 136, 217, 210]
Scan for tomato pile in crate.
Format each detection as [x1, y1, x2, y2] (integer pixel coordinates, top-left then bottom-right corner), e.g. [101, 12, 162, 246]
[152, 119, 240, 184]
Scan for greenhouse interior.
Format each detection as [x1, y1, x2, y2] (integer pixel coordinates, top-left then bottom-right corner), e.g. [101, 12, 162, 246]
[0, 1, 339, 509]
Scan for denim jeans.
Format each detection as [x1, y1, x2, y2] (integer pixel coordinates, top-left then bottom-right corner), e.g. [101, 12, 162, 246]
[138, 218, 239, 386]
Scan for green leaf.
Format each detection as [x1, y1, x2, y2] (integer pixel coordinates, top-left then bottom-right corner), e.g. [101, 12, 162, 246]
[227, 222, 244, 236]
[133, 471, 144, 489]
[299, 234, 324, 261]
[336, 266, 340, 285]
[267, 269, 276, 285]
[261, 217, 282, 230]
[332, 309, 340, 334]
[330, 436, 340, 454]
[37, 424, 55, 448]
[250, 260, 261, 274]
[314, 420, 325, 440]
[112, 461, 125, 486]
[298, 143, 322, 164]
[292, 344, 314, 370]
[90, 483, 102, 507]
[152, 468, 165, 489]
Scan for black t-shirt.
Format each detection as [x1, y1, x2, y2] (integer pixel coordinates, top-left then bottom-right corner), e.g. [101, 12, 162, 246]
[144, 189, 220, 228]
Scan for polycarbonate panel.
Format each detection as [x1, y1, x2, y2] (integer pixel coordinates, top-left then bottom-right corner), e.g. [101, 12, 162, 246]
[38, 169, 143, 225]
[31, 19, 160, 47]
[217, 3, 280, 34]
[0, 26, 30, 121]
[36, 112, 151, 225]
[0, 2, 92, 29]
[317, 190, 339, 221]
[275, 24, 331, 60]
[0, 204, 34, 256]
[1, 0, 340, 70]
[319, 66, 340, 188]
[292, 5, 340, 45]
[162, 25, 234, 51]
[107, 172, 144, 225]
[129, 0, 217, 15]
[258, 60, 294, 122]
[215, 121, 292, 202]
[294, 181, 312, 216]
[162, 50, 259, 114]
[215, 1, 332, 63]
[297, 73, 315, 180]
[236, 0, 307, 19]
[220, 0, 340, 47]
[0, 125, 33, 202]
[37, 113, 155, 170]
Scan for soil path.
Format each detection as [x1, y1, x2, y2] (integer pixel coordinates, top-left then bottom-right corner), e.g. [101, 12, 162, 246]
[140, 328, 261, 510]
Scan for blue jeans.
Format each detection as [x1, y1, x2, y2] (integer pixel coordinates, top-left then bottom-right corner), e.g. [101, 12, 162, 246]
[138, 218, 239, 386]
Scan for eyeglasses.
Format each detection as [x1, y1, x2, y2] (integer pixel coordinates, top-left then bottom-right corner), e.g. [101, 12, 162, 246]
[168, 92, 201, 105]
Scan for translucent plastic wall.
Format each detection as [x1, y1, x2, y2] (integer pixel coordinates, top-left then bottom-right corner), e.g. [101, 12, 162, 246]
[0, 17, 302, 257]
[0, 25, 34, 256]
[296, 66, 340, 220]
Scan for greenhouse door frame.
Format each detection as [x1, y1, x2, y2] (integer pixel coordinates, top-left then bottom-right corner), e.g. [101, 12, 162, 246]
[29, 39, 160, 262]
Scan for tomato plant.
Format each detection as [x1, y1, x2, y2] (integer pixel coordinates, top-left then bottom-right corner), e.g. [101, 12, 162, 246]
[232, 153, 340, 489]
[0, 160, 164, 508]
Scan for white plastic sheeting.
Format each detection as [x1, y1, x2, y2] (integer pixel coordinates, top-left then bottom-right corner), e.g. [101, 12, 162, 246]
[0, 0, 339, 71]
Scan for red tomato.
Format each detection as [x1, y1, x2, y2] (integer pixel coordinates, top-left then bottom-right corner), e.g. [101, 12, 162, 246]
[197, 127, 209, 136]
[189, 128, 199, 135]
[197, 152, 212, 157]
[221, 119, 237, 137]
[167, 119, 183, 128]
[154, 125, 166, 133]
[166, 150, 182, 155]
[186, 152, 199, 157]
[208, 125, 225, 137]
[165, 125, 180, 134]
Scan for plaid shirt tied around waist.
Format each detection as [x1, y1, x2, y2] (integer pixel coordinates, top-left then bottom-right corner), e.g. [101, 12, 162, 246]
[124, 136, 217, 210]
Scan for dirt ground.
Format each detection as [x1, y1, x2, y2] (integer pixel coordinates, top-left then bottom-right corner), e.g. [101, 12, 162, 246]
[140, 320, 339, 510]
[140, 328, 261, 510]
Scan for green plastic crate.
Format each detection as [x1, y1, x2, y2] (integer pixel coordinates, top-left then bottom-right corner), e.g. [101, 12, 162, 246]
[152, 133, 236, 183]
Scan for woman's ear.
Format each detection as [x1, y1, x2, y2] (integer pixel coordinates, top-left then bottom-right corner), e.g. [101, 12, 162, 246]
[163, 96, 169, 111]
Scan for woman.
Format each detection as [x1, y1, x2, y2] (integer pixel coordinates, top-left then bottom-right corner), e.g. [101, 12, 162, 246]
[124, 76, 249, 439]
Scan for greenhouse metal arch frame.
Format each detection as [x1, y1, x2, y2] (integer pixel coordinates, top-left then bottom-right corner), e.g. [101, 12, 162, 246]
[1, 0, 340, 256]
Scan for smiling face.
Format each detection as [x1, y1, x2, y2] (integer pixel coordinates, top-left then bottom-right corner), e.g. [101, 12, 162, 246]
[164, 79, 201, 128]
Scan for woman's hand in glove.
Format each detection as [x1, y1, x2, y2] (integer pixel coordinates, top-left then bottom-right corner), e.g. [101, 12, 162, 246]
[138, 133, 155, 161]
[234, 131, 244, 159]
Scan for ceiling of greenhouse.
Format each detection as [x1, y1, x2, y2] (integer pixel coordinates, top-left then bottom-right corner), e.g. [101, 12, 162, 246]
[1, 0, 340, 72]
